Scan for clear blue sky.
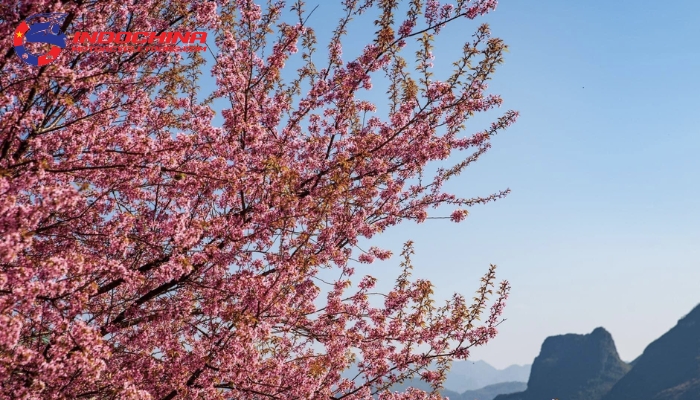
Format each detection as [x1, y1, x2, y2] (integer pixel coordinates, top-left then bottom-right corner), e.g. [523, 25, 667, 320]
[203, 0, 700, 368]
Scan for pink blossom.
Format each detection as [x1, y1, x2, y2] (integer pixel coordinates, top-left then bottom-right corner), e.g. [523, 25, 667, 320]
[0, 0, 514, 397]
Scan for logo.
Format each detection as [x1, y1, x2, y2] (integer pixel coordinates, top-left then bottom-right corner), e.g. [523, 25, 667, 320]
[14, 13, 68, 66]
[71, 31, 207, 53]
[11, 12, 207, 67]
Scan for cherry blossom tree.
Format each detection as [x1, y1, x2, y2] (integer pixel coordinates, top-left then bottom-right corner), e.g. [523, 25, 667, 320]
[0, 0, 518, 398]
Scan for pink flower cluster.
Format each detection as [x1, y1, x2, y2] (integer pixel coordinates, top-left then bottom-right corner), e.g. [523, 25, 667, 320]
[0, 0, 516, 398]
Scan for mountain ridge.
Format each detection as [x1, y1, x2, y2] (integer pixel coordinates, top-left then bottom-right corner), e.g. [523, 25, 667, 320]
[493, 327, 630, 400]
[602, 303, 700, 400]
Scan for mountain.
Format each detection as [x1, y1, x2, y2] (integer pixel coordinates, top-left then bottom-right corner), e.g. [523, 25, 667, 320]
[444, 360, 530, 393]
[457, 381, 527, 400]
[342, 360, 530, 394]
[602, 303, 700, 400]
[388, 378, 525, 400]
[388, 377, 460, 398]
[627, 356, 640, 367]
[494, 327, 630, 400]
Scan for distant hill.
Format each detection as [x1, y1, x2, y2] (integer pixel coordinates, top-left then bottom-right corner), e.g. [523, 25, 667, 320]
[494, 327, 630, 400]
[457, 381, 527, 400]
[388, 377, 461, 398]
[602, 303, 700, 400]
[342, 360, 530, 395]
[387, 378, 525, 400]
[445, 360, 530, 393]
